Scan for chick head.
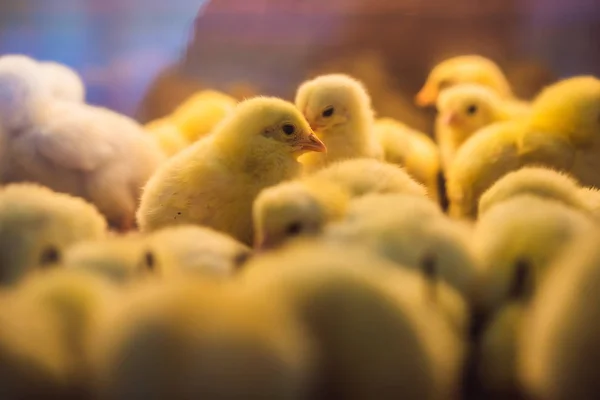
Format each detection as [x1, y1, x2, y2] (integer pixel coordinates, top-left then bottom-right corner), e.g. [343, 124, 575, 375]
[416, 55, 512, 107]
[295, 74, 373, 134]
[437, 83, 505, 135]
[253, 180, 347, 250]
[39, 61, 85, 103]
[0, 54, 49, 130]
[529, 76, 600, 147]
[213, 96, 326, 158]
[0, 184, 107, 286]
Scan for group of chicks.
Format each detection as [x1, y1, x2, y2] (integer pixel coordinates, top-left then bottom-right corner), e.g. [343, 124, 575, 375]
[0, 52, 600, 400]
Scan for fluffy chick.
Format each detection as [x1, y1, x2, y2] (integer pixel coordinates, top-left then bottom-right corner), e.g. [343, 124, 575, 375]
[323, 194, 477, 315]
[447, 76, 600, 218]
[0, 57, 166, 229]
[0, 184, 107, 286]
[91, 279, 312, 400]
[478, 167, 593, 216]
[295, 74, 383, 172]
[144, 118, 189, 157]
[253, 159, 428, 250]
[169, 89, 238, 143]
[137, 97, 326, 245]
[472, 195, 594, 316]
[579, 186, 600, 219]
[416, 55, 514, 107]
[39, 61, 86, 103]
[64, 235, 164, 285]
[147, 225, 252, 276]
[435, 84, 531, 171]
[241, 241, 465, 400]
[519, 232, 600, 400]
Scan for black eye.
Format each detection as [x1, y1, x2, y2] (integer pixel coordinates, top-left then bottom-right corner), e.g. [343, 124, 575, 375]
[466, 104, 478, 115]
[233, 251, 251, 269]
[285, 222, 303, 236]
[143, 251, 156, 272]
[282, 124, 295, 135]
[322, 106, 334, 118]
[39, 246, 60, 267]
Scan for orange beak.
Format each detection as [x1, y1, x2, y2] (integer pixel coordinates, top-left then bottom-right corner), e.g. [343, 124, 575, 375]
[296, 133, 327, 153]
[415, 85, 438, 107]
[441, 112, 459, 126]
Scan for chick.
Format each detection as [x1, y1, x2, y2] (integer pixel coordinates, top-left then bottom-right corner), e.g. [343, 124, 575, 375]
[416, 55, 514, 107]
[295, 74, 383, 172]
[447, 76, 600, 218]
[169, 89, 238, 143]
[0, 57, 166, 229]
[64, 235, 163, 285]
[579, 186, 600, 219]
[91, 279, 312, 400]
[518, 232, 600, 400]
[253, 159, 428, 250]
[435, 84, 531, 171]
[0, 184, 107, 286]
[39, 61, 86, 103]
[323, 194, 477, 313]
[478, 167, 593, 217]
[472, 195, 594, 316]
[144, 118, 189, 157]
[241, 241, 465, 400]
[137, 96, 326, 245]
[148, 225, 252, 276]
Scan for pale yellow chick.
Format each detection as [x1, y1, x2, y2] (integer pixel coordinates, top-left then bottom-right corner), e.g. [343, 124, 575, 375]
[447, 76, 600, 218]
[435, 84, 531, 171]
[137, 97, 326, 245]
[374, 117, 441, 202]
[0, 184, 107, 286]
[144, 118, 188, 157]
[295, 74, 383, 172]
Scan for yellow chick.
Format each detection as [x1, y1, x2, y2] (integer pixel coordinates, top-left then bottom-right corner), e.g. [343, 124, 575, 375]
[63, 235, 164, 285]
[241, 242, 465, 400]
[324, 194, 478, 310]
[169, 89, 238, 143]
[0, 184, 107, 286]
[295, 74, 383, 172]
[144, 118, 189, 157]
[579, 186, 600, 219]
[435, 84, 531, 171]
[472, 195, 594, 316]
[416, 55, 514, 107]
[519, 232, 600, 400]
[478, 167, 594, 217]
[447, 76, 600, 218]
[148, 225, 252, 276]
[253, 159, 428, 250]
[91, 279, 312, 400]
[374, 118, 441, 202]
[137, 97, 326, 245]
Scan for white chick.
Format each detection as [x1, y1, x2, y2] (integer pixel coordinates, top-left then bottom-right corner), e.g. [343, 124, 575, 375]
[137, 97, 326, 245]
[374, 118, 442, 203]
[472, 195, 595, 316]
[0, 56, 166, 230]
[241, 241, 465, 400]
[147, 225, 252, 277]
[64, 235, 164, 285]
[478, 167, 594, 217]
[253, 159, 428, 250]
[519, 232, 600, 400]
[0, 184, 107, 286]
[91, 279, 312, 400]
[295, 74, 383, 172]
[39, 61, 86, 102]
[435, 84, 531, 171]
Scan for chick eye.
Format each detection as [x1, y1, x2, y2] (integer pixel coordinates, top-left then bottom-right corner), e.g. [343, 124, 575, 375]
[322, 106, 335, 118]
[233, 251, 251, 269]
[466, 104, 478, 115]
[142, 251, 156, 272]
[285, 222, 303, 236]
[282, 124, 296, 135]
[39, 245, 61, 267]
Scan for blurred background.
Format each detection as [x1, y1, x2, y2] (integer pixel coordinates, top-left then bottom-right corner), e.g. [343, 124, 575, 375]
[1, 0, 599, 132]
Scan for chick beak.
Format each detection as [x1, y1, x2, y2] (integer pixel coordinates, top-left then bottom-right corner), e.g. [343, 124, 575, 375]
[415, 85, 437, 107]
[441, 112, 459, 126]
[296, 133, 327, 153]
